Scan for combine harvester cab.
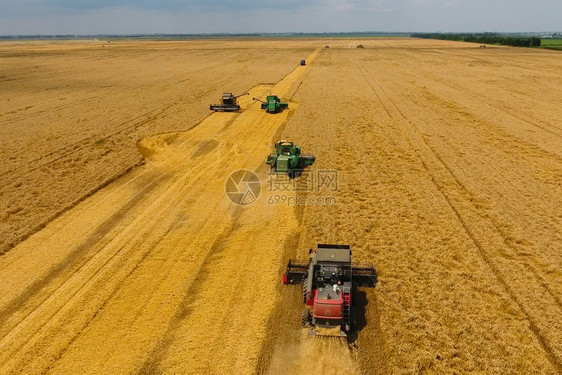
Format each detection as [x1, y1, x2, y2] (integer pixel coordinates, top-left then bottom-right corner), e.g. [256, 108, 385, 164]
[283, 244, 377, 337]
[265, 141, 315, 176]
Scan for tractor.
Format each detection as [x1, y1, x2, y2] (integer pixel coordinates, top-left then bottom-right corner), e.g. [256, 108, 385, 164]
[283, 244, 377, 337]
[266, 141, 315, 175]
[253, 95, 288, 113]
[210, 92, 248, 112]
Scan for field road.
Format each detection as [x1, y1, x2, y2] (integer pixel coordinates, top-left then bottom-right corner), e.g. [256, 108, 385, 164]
[0, 38, 561, 374]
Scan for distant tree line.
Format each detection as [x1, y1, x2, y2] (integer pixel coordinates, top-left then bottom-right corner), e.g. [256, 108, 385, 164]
[412, 33, 541, 47]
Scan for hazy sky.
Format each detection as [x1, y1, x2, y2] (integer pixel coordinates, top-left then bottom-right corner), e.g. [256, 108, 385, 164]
[0, 0, 560, 35]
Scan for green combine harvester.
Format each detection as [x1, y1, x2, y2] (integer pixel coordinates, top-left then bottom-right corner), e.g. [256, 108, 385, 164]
[253, 95, 289, 113]
[266, 141, 315, 175]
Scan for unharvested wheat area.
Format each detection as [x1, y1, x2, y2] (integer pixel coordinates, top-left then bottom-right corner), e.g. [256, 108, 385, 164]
[0, 38, 560, 374]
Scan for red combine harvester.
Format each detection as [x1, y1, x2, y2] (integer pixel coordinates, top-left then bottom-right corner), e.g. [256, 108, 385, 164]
[283, 244, 377, 337]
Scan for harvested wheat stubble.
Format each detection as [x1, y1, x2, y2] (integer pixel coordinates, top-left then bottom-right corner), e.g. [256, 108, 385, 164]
[0, 39, 316, 253]
[0, 38, 560, 374]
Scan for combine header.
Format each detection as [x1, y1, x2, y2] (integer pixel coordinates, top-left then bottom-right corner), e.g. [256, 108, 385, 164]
[283, 244, 377, 337]
[210, 92, 248, 112]
[253, 95, 288, 113]
[266, 140, 315, 175]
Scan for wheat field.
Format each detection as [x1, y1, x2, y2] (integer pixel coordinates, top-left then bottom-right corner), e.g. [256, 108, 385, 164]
[0, 38, 560, 374]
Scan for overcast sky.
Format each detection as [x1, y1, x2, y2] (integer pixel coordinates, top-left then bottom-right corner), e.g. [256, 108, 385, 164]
[0, 0, 560, 35]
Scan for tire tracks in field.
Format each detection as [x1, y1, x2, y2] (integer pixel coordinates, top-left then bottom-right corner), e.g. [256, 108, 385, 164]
[374, 69, 562, 367]
[357, 61, 562, 372]
[0, 108, 229, 340]
[337, 131, 391, 375]
[0, 61, 263, 255]
[358, 59, 562, 275]
[0, 156, 215, 373]
[0, 49, 320, 373]
[42, 219, 178, 375]
[0, 57, 256, 177]
[0, 172, 177, 354]
[139, 50, 322, 375]
[384, 80, 562, 275]
[426, 75, 562, 137]
[0, 102, 175, 253]
[525, 262, 562, 309]
[337, 59, 393, 373]
[2, 87, 186, 179]
[410, 86, 562, 169]
[0, 107, 163, 181]
[414, 153, 562, 371]
[0, 79, 160, 127]
[0, 57, 226, 126]
[0, 167, 170, 331]
[0, 160, 143, 256]
[136, 222, 243, 375]
[261, 53, 391, 375]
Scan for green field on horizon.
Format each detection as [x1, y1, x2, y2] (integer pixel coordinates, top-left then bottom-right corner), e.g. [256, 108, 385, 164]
[540, 38, 562, 50]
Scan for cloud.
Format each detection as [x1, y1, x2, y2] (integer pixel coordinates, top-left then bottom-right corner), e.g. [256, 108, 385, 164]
[0, 0, 560, 34]
[51, 0, 311, 12]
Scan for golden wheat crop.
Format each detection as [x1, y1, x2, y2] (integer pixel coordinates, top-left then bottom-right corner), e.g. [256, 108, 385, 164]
[0, 38, 560, 374]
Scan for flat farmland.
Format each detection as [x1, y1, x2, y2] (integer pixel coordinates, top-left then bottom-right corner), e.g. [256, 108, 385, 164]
[0, 39, 316, 253]
[0, 38, 560, 374]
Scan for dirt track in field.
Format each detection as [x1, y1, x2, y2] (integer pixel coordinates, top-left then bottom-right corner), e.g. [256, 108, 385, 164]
[0, 38, 561, 374]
